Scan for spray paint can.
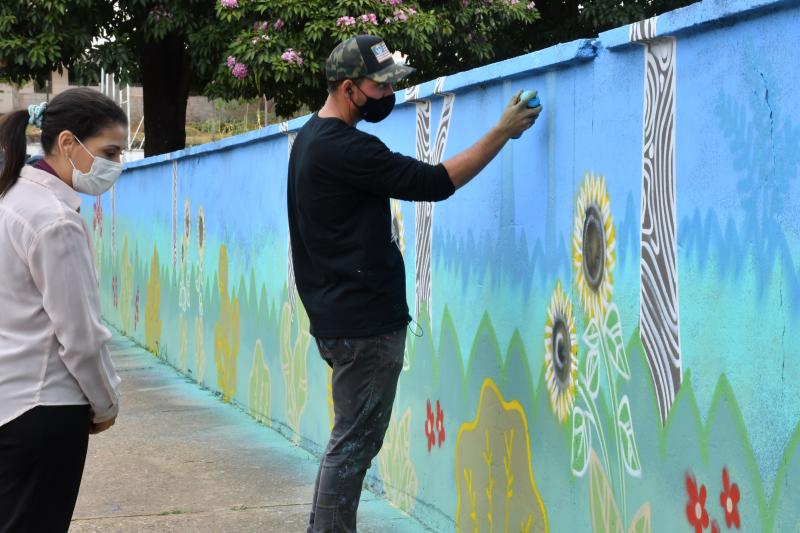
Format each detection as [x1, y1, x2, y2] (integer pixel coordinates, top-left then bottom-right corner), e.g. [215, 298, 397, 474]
[512, 90, 541, 139]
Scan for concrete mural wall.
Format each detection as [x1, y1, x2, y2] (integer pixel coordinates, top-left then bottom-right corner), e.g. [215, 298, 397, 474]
[86, 0, 800, 530]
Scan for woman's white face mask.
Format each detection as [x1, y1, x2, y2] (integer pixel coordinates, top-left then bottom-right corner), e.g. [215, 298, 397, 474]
[68, 137, 123, 195]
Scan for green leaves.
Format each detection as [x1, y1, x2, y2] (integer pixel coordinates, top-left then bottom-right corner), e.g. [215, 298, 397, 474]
[0, 0, 85, 83]
[0, 0, 543, 146]
[378, 408, 419, 512]
[571, 406, 591, 477]
[627, 504, 652, 533]
[589, 451, 624, 533]
[616, 395, 642, 477]
[206, 0, 540, 118]
[279, 292, 310, 442]
[602, 302, 630, 380]
[589, 451, 652, 533]
[583, 317, 602, 400]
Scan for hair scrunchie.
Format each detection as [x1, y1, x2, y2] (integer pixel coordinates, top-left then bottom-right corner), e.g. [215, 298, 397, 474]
[27, 101, 48, 128]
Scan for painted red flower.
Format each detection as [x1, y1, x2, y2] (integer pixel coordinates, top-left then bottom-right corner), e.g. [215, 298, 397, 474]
[686, 473, 710, 532]
[720, 468, 741, 529]
[435, 400, 445, 447]
[424, 399, 435, 452]
[112, 277, 118, 308]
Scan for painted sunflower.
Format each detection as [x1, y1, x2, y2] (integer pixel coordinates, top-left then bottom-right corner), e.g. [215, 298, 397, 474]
[184, 199, 192, 241]
[573, 173, 616, 320]
[197, 206, 205, 254]
[181, 199, 191, 265]
[544, 281, 579, 423]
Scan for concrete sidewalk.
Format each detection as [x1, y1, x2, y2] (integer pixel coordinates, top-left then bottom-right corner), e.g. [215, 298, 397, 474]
[69, 334, 430, 532]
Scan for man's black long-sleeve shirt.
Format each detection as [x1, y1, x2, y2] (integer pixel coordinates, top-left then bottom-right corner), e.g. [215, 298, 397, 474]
[287, 113, 455, 338]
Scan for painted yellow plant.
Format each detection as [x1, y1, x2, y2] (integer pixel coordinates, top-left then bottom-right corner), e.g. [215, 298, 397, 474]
[144, 244, 162, 354]
[195, 317, 206, 383]
[179, 198, 192, 314]
[378, 408, 418, 513]
[194, 205, 206, 383]
[573, 173, 616, 319]
[214, 245, 240, 402]
[544, 281, 579, 423]
[119, 237, 133, 333]
[326, 366, 334, 431]
[248, 339, 271, 426]
[195, 206, 206, 318]
[455, 378, 548, 533]
[179, 316, 189, 371]
[588, 451, 651, 533]
[280, 289, 310, 442]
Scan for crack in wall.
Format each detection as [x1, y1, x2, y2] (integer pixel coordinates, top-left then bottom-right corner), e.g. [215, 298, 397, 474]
[759, 71, 777, 181]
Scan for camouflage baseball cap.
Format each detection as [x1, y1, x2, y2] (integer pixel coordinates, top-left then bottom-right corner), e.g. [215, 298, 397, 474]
[326, 35, 415, 84]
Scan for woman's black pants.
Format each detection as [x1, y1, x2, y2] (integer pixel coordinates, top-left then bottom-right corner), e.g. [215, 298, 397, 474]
[0, 405, 90, 533]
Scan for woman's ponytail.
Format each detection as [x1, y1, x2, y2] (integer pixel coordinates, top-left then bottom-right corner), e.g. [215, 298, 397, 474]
[0, 109, 31, 197]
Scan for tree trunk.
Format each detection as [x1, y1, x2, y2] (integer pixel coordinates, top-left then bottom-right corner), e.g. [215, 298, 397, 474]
[140, 34, 191, 157]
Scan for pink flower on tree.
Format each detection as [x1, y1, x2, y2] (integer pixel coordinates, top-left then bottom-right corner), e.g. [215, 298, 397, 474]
[226, 55, 236, 69]
[274, 19, 285, 30]
[281, 48, 303, 65]
[336, 16, 357, 27]
[151, 6, 173, 20]
[527, 1, 536, 8]
[509, 0, 519, 4]
[253, 20, 270, 31]
[219, 0, 238, 8]
[231, 63, 248, 79]
[394, 9, 408, 21]
[360, 13, 378, 25]
[407, 7, 417, 15]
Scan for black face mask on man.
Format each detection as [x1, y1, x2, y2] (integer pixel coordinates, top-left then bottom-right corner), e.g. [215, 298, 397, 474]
[349, 84, 395, 123]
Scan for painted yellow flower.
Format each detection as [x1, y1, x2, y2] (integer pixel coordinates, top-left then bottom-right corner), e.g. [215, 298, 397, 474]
[391, 199, 405, 256]
[197, 206, 206, 254]
[572, 173, 616, 319]
[183, 199, 192, 240]
[544, 281, 578, 423]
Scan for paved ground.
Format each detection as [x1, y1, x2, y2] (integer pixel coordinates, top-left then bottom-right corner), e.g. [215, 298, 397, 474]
[70, 334, 430, 533]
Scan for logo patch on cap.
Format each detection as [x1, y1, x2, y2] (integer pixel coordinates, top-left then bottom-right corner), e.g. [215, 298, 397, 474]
[371, 42, 392, 63]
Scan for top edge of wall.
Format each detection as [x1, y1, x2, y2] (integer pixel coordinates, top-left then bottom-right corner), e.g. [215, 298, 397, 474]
[125, 0, 795, 171]
[124, 37, 598, 171]
[601, 0, 797, 48]
[396, 38, 599, 104]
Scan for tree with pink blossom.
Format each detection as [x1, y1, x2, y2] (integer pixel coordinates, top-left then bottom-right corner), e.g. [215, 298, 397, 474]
[212, 0, 542, 118]
[2, 0, 697, 155]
